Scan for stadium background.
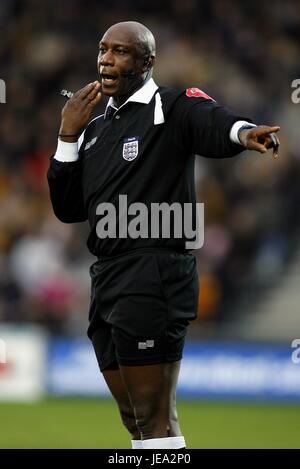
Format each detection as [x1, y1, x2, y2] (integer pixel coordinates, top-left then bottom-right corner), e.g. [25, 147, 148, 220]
[0, 0, 300, 448]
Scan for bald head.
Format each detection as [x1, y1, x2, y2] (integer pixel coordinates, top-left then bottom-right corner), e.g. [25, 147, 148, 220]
[103, 21, 156, 62]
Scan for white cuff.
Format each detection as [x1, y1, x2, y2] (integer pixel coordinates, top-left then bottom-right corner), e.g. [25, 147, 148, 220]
[229, 121, 257, 145]
[54, 138, 79, 162]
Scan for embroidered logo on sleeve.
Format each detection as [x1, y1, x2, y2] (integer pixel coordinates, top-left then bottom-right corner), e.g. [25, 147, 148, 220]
[186, 87, 214, 100]
[84, 136, 98, 150]
[122, 136, 139, 161]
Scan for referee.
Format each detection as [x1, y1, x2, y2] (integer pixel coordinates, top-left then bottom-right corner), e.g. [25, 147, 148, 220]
[47, 21, 280, 449]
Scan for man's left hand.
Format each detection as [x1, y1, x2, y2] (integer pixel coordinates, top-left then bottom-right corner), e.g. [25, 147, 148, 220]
[239, 125, 280, 159]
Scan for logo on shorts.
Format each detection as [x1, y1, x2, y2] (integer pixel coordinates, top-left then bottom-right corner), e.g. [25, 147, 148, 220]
[123, 136, 139, 161]
[186, 87, 214, 100]
[138, 340, 154, 350]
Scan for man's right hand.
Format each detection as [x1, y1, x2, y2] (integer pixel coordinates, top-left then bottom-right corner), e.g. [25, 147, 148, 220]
[59, 81, 102, 142]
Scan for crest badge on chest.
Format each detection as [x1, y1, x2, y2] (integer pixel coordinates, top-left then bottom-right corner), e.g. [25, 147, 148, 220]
[122, 136, 139, 161]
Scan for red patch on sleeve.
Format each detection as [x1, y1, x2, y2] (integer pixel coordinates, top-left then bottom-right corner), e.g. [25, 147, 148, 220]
[186, 87, 214, 100]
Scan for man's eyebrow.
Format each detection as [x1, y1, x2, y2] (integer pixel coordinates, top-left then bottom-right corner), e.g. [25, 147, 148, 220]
[98, 40, 130, 48]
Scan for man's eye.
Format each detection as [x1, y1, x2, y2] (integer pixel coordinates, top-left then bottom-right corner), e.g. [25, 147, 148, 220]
[99, 48, 106, 54]
[116, 49, 125, 54]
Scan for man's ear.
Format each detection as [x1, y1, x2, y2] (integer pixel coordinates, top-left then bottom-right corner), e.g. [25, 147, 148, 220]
[143, 55, 155, 72]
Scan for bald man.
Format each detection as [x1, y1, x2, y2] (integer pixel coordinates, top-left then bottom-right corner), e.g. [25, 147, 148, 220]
[48, 21, 280, 449]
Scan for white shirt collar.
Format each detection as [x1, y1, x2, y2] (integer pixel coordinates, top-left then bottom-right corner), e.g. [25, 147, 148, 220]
[105, 78, 158, 118]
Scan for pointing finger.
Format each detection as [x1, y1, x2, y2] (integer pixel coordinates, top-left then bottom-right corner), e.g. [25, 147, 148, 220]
[255, 126, 280, 136]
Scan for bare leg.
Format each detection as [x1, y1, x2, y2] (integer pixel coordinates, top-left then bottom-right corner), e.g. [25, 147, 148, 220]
[102, 368, 141, 440]
[119, 361, 182, 440]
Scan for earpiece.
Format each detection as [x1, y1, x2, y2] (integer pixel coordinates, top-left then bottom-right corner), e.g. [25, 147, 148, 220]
[143, 55, 151, 69]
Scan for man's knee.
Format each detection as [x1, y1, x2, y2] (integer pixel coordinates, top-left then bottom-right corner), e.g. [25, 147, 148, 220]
[134, 401, 169, 438]
[119, 405, 140, 438]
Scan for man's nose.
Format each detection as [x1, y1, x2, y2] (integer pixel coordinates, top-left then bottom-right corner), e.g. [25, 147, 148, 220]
[99, 50, 114, 66]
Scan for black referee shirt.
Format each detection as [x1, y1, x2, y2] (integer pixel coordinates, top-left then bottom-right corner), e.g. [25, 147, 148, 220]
[47, 80, 251, 257]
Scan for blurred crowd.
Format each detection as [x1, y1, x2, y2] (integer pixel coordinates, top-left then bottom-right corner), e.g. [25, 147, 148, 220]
[1, 0, 300, 335]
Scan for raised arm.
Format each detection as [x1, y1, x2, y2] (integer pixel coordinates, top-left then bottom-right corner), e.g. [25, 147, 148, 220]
[47, 81, 101, 223]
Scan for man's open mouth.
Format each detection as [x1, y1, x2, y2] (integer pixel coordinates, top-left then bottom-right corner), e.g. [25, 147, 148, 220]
[101, 73, 118, 86]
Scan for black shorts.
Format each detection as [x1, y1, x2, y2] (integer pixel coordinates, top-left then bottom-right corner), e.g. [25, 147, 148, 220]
[87, 248, 199, 371]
